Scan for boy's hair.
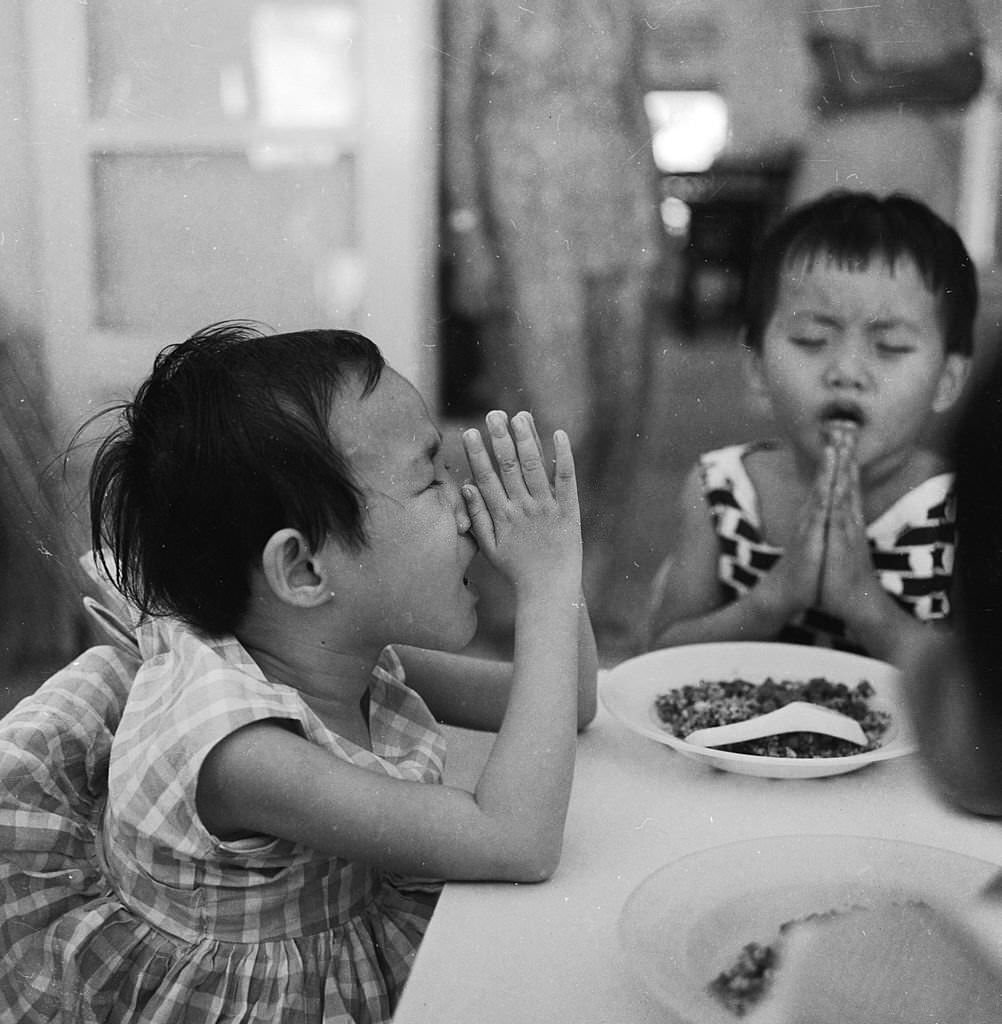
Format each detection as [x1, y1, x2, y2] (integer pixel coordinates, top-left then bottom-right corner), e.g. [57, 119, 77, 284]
[743, 191, 978, 356]
[89, 322, 385, 637]
[952, 347, 1002, 694]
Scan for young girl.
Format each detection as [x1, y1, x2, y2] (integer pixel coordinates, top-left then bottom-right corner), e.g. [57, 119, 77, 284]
[647, 191, 977, 663]
[2, 322, 597, 1023]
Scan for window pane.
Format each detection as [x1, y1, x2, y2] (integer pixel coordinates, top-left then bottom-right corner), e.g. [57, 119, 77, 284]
[93, 152, 358, 331]
[88, 0, 359, 125]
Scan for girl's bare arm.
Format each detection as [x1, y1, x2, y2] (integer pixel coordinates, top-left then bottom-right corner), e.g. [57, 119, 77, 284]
[395, 597, 598, 733]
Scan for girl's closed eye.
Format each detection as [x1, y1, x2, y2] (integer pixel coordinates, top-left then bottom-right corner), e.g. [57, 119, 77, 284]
[426, 460, 453, 491]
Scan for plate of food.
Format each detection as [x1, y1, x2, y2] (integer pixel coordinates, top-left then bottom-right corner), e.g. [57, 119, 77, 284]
[618, 835, 999, 1023]
[600, 642, 914, 778]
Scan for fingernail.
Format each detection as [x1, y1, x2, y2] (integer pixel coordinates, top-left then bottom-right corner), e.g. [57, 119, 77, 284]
[462, 428, 480, 445]
[487, 410, 507, 436]
[512, 412, 531, 435]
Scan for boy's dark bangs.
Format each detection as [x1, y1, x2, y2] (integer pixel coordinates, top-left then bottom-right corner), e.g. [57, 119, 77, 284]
[782, 226, 938, 292]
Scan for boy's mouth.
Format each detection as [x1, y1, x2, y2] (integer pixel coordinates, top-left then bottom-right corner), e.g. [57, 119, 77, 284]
[820, 400, 865, 429]
[819, 401, 864, 447]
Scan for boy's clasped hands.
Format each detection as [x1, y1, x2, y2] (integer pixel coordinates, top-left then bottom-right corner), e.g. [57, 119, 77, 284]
[729, 416, 917, 662]
[766, 423, 875, 629]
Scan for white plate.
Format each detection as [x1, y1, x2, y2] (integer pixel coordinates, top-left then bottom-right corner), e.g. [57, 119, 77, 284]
[618, 835, 999, 1024]
[601, 642, 915, 778]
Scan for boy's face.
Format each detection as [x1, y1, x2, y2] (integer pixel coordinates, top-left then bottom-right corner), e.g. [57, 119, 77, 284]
[749, 254, 969, 477]
[318, 367, 480, 653]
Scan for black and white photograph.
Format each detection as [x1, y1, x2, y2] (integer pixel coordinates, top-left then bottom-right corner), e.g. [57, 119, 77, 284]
[2, 3, 1002, 1021]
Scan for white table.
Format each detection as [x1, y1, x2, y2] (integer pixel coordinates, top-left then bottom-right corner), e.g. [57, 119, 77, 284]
[395, 700, 1002, 1023]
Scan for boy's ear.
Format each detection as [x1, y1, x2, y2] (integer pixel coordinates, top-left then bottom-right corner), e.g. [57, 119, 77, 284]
[932, 353, 972, 414]
[260, 529, 333, 608]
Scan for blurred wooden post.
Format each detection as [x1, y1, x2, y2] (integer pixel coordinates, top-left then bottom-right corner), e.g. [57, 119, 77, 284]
[0, 323, 86, 677]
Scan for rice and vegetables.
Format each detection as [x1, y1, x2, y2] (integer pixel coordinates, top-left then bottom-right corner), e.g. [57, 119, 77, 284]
[708, 902, 927, 1016]
[654, 676, 890, 757]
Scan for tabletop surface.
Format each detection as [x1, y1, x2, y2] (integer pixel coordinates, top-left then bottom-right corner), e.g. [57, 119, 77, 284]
[394, 694, 1002, 1023]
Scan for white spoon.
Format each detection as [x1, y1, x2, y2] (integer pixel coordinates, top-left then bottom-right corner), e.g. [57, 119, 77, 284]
[684, 701, 868, 749]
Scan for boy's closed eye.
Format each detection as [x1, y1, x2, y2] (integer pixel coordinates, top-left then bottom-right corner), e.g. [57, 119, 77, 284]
[790, 335, 829, 350]
[873, 338, 916, 356]
[868, 317, 921, 355]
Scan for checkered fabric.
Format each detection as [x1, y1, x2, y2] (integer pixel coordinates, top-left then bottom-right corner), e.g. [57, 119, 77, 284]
[700, 442, 955, 651]
[0, 617, 446, 1023]
[0, 645, 138, 920]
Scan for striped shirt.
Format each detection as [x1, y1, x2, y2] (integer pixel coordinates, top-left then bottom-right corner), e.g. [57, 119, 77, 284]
[700, 442, 955, 652]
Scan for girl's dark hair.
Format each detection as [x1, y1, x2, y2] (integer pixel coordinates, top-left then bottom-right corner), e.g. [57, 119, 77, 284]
[743, 191, 978, 356]
[952, 347, 1002, 692]
[89, 321, 385, 636]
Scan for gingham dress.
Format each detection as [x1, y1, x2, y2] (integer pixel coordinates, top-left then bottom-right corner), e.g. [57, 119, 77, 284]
[2, 619, 445, 1024]
[700, 442, 955, 651]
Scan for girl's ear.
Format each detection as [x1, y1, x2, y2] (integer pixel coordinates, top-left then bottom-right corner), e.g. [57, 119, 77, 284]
[260, 529, 333, 608]
[932, 353, 972, 414]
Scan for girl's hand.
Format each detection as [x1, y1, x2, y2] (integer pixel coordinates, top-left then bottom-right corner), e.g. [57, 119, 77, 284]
[461, 411, 581, 593]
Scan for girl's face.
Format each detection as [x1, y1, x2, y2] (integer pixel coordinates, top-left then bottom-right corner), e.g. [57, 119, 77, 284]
[749, 254, 969, 479]
[319, 367, 479, 653]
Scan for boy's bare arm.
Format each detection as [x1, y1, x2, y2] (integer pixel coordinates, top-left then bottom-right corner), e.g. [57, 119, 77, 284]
[647, 466, 801, 648]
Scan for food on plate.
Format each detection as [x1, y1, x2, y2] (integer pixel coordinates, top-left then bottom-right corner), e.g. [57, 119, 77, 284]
[653, 676, 890, 757]
[708, 902, 927, 1016]
[708, 937, 778, 1016]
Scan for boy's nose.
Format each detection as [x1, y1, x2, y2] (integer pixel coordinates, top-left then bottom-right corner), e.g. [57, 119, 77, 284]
[824, 341, 871, 389]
